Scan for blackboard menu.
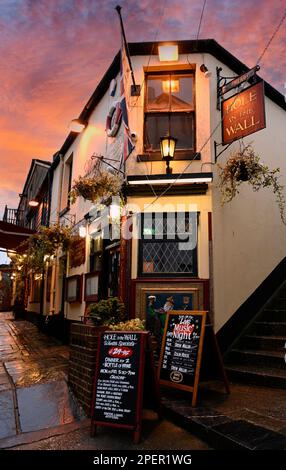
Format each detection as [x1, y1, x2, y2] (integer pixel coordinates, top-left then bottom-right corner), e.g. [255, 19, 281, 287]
[93, 332, 143, 426]
[158, 311, 206, 392]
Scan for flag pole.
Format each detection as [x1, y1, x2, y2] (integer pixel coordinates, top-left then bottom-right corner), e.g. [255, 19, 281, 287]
[115, 5, 139, 95]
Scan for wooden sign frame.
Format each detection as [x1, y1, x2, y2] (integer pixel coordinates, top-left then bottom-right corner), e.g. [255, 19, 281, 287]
[91, 331, 160, 444]
[158, 310, 207, 407]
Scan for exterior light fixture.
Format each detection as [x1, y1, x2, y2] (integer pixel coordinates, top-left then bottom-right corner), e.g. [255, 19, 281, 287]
[160, 135, 177, 174]
[158, 44, 178, 62]
[69, 118, 86, 133]
[110, 202, 121, 221]
[79, 226, 87, 238]
[28, 199, 39, 207]
[200, 64, 212, 78]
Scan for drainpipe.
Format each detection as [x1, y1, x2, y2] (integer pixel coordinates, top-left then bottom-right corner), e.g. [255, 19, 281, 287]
[49, 153, 64, 315]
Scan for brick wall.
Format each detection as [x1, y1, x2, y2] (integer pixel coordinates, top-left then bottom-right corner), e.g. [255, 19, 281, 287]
[68, 323, 105, 417]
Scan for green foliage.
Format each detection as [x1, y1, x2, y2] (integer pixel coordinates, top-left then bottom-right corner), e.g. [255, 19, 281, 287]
[218, 144, 286, 225]
[12, 224, 72, 274]
[109, 318, 145, 331]
[69, 170, 123, 204]
[86, 297, 126, 327]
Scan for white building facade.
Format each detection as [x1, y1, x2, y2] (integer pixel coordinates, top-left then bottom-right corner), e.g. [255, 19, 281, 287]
[48, 40, 286, 350]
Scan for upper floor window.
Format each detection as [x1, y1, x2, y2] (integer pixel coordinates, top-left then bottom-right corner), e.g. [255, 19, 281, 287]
[144, 72, 195, 154]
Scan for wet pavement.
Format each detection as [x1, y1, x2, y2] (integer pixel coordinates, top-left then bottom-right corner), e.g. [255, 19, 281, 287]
[0, 312, 210, 450]
[0, 312, 81, 441]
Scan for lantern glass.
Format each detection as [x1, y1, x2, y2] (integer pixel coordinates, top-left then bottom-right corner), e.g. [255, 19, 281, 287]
[160, 136, 177, 159]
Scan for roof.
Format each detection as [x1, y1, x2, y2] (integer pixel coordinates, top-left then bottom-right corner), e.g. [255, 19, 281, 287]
[52, 38, 286, 169]
[18, 159, 51, 210]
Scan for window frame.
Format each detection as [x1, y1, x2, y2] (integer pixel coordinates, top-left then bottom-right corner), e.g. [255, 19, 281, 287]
[138, 212, 198, 278]
[65, 274, 83, 303]
[144, 70, 196, 158]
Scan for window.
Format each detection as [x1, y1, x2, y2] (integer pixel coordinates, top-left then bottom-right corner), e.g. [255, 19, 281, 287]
[144, 72, 195, 154]
[66, 275, 82, 303]
[139, 212, 198, 276]
[84, 273, 99, 302]
[30, 276, 42, 303]
[89, 235, 103, 272]
[61, 153, 73, 212]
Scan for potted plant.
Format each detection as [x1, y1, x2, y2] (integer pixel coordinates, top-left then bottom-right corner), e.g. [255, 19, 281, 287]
[85, 297, 126, 327]
[217, 144, 286, 225]
[69, 170, 123, 204]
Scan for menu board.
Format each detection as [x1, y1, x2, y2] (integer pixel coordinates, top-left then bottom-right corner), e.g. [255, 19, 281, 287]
[158, 311, 207, 402]
[92, 331, 144, 427]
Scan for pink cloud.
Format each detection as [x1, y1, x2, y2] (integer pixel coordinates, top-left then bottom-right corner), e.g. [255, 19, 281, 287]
[0, 0, 285, 214]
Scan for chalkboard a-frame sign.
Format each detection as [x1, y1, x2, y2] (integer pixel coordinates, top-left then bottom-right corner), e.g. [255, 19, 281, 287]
[91, 331, 159, 444]
[158, 311, 207, 407]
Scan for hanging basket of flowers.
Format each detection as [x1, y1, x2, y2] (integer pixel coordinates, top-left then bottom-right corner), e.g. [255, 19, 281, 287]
[13, 224, 72, 274]
[69, 170, 123, 204]
[217, 144, 286, 225]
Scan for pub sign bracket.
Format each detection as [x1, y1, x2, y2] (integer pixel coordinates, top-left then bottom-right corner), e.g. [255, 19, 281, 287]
[216, 65, 260, 110]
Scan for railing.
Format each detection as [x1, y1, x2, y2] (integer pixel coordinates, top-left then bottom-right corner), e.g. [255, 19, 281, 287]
[3, 206, 25, 227]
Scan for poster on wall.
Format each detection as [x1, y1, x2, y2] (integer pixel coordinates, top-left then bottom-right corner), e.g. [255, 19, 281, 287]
[144, 290, 198, 341]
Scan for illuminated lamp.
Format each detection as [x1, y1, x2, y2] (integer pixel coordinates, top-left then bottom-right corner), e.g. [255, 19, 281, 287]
[28, 199, 39, 207]
[158, 44, 178, 62]
[160, 135, 177, 175]
[69, 118, 86, 133]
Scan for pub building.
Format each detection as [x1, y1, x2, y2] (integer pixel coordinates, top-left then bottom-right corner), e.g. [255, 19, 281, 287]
[6, 40, 286, 380]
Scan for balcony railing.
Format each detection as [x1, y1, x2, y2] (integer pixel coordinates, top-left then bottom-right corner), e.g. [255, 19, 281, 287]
[3, 206, 25, 227]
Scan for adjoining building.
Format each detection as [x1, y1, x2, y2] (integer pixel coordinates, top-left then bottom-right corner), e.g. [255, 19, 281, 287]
[1, 159, 51, 319]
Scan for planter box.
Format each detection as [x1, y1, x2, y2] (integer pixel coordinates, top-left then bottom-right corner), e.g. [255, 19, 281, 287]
[68, 323, 107, 416]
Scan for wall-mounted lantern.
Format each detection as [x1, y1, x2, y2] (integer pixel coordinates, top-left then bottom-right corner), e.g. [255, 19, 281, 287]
[69, 118, 86, 133]
[160, 135, 177, 174]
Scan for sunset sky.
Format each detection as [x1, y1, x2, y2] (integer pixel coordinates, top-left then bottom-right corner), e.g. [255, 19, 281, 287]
[0, 0, 285, 218]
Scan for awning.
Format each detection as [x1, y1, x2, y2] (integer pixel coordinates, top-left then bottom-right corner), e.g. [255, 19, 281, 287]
[0, 221, 35, 251]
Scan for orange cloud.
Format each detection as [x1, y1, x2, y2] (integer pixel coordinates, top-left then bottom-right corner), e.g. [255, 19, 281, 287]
[0, 0, 285, 218]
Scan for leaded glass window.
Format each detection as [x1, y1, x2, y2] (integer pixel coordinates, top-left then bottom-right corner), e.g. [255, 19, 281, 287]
[139, 212, 198, 276]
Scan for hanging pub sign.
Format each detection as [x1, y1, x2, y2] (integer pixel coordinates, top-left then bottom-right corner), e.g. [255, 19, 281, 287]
[69, 237, 86, 268]
[222, 81, 266, 145]
[158, 311, 207, 406]
[91, 331, 160, 443]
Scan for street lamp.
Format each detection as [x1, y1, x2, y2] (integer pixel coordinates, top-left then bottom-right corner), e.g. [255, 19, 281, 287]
[160, 135, 177, 174]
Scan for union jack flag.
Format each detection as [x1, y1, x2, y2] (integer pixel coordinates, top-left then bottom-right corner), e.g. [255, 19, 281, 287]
[119, 39, 134, 161]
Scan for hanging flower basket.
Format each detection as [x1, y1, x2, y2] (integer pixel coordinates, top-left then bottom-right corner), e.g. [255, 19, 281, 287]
[217, 144, 286, 225]
[13, 224, 72, 274]
[69, 170, 123, 204]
